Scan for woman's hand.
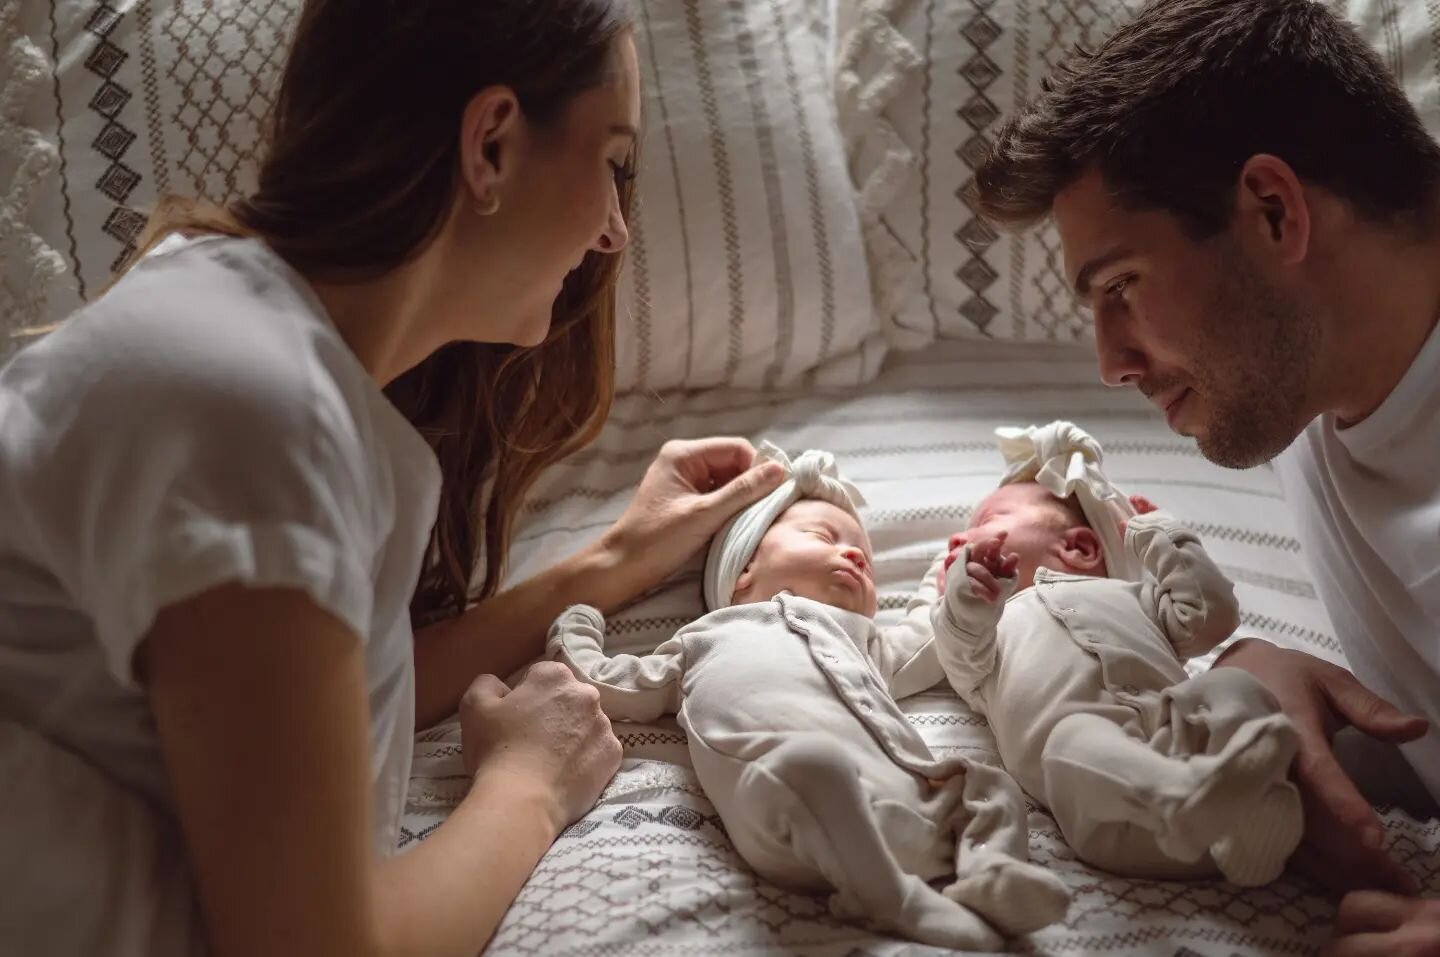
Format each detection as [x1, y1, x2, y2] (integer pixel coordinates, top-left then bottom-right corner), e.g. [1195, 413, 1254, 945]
[459, 663, 623, 833]
[599, 437, 786, 600]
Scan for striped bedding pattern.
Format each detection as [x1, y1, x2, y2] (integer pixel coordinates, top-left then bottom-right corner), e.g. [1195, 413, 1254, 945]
[615, 0, 887, 394]
[405, 341, 1439, 956]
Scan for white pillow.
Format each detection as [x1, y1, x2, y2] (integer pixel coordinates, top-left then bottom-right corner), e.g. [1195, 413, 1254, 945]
[4, 0, 886, 390]
[4, 0, 293, 352]
[836, 0, 1440, 348]
[615, 0, 885, 392]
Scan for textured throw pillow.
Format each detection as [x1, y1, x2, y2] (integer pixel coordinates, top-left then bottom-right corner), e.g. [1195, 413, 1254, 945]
[616, 0, 884, 392]
[836, 0, 1440, 348]
[4, 0, 885, 391]
[4, 0, 294, 353]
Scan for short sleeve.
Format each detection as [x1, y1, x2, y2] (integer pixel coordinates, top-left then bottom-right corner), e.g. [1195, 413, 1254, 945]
[1, 288, 380, 689]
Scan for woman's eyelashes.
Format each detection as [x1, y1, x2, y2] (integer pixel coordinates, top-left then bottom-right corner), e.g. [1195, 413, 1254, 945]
[610, 158, 637, 182]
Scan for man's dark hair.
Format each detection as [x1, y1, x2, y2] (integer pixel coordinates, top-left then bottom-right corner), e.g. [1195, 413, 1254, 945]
[973, 0, 1440, 239]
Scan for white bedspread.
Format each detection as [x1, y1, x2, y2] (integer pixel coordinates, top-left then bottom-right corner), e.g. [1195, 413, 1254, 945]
[404, 341, 1439, 956]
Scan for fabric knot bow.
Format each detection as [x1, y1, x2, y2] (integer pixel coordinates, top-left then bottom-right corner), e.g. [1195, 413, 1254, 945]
[994, 421, 1141, 581]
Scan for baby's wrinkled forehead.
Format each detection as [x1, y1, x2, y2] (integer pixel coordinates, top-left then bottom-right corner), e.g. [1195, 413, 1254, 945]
[970, 481, 1078, 528]
[967, 480, 1088, 532]
[777, 498, 868, 541]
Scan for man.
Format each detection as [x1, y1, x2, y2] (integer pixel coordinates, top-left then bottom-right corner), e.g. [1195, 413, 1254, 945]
[971, 0, 1440, 952]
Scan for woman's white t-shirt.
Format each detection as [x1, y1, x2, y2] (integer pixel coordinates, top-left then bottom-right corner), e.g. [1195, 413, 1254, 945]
[0, 235, 441, 951]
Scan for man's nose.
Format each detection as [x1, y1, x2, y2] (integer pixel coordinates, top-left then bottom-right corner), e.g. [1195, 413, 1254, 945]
[1094, 309, 1146, 388]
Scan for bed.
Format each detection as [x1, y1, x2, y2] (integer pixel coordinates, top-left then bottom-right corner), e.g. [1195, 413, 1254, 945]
[8, 0, 1440, 954]
[401, 340, 1440, 956]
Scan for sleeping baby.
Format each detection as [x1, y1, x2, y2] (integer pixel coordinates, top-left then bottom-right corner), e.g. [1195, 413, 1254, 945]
[546, 442, 1069, 950]
[931, 421, 1303, 885]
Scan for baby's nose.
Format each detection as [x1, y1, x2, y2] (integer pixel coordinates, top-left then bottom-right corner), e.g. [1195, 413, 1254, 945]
[843, 546, 868, 571]
[949, 532, 967, 550]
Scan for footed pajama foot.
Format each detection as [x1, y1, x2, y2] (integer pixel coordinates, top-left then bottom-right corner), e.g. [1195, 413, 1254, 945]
[942, 857, 1070, 936]
[831, 877, 1005, 952]
[1209, 779, 1304, 885]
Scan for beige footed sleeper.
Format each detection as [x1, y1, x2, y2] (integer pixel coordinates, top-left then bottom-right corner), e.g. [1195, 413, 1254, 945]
[548, 592, 1070, 950]
[932, 511, 1304, 885]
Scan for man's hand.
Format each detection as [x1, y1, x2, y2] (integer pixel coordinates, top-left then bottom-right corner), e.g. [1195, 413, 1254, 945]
[1214, 638, 1428, 895]
[1322, 892, 1440, 956]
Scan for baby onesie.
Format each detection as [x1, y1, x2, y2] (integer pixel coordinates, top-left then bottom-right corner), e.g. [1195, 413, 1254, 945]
[548, 591, 1070, 950]
[932, 511, 1303, 884]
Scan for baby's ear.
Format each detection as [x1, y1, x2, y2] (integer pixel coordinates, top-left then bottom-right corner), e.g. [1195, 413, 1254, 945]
[1061, 527, 1106, 573]
[733, 562, 756, 598]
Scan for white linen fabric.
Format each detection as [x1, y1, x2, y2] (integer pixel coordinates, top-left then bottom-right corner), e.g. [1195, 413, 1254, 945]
[0, 234, 440, 955]
[404, 341, 1417, 956]
[1273, 316, 1440, 804]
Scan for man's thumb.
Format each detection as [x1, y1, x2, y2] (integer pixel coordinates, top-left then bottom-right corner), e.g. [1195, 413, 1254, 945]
[701, 461, 785, 517]
[1327, 676, 1429, 742]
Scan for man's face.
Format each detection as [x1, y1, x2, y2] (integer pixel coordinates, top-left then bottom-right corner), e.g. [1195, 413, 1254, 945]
[1051, 167, 1320, 468]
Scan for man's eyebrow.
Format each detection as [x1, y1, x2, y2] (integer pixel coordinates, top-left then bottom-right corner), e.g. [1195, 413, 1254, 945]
[610, 124, 639, 139]
[1072, 245, 1134, 297]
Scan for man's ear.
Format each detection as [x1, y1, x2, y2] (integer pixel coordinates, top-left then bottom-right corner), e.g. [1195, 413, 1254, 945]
[459, 86, 522, 206]
[1059, 527, 1106, 573]
[1235, 154, 1311, 266]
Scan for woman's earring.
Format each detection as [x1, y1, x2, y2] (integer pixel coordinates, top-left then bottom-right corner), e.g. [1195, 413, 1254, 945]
[474, 191, 501, 216]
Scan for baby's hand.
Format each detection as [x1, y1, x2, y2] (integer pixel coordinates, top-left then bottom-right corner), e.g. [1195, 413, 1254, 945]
[1120, 494, 1160, 537]
[939, 531, 1019, 603]
[964, 531, 1019, 603]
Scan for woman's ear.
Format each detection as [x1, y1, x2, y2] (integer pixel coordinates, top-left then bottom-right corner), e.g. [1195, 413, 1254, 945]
[459, 86, 522, 207]
[1059, 527, 1106, 574]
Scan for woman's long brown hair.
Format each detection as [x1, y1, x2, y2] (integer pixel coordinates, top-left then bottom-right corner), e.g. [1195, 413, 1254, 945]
[132, 0, 635, 624]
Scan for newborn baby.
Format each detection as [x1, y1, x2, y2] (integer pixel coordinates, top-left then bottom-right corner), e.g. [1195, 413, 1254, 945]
[932, 421, 1303, 885]
[547, 443, 1069, 950]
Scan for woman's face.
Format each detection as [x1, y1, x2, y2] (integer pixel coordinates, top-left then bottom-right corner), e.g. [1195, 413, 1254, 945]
[477, 32, 641, 347]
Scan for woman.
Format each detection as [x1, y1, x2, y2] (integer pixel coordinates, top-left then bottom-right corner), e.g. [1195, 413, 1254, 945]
[0, 1, 785, 954]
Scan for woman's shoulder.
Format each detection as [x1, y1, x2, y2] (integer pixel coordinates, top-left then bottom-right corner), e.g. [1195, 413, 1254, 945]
[3, 235, 375, 466]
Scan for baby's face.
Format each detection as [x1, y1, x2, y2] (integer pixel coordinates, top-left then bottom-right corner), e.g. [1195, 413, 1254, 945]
[960, 483, 1094, 591]
[732, 499, 877, 617]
